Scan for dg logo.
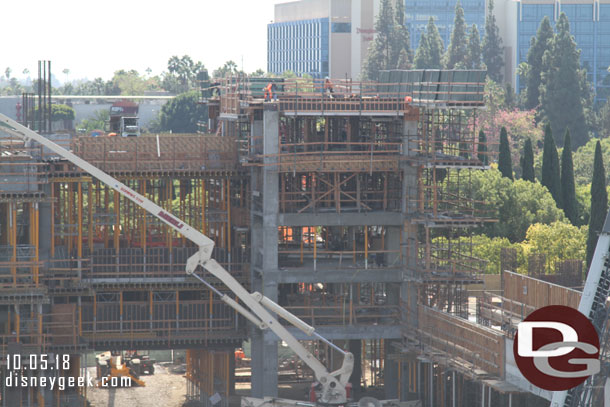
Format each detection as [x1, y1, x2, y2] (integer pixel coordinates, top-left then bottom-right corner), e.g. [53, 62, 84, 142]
[514, 305, 601, 391]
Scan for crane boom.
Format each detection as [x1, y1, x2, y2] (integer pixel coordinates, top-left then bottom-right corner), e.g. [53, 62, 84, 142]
[0, 114, 353, 405]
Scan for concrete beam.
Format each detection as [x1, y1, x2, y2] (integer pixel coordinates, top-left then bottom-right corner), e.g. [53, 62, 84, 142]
[272, 269, 404, 284]
[278, 212, 404, 227]
[286, 325, 401, 340]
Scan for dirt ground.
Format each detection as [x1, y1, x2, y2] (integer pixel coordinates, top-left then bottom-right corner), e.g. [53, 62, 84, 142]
[86, 362, 186, 407]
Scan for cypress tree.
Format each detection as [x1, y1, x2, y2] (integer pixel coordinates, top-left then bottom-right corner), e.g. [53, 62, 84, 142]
[362, 0, 395, 80]
[524, 16, 553, 110]
[540, 13, 589, 148]
[521, 138, 535, 182]
[498, 127, 513, 180]
[478, 130, 488, 165]
[396, 48, 410, 69]
[541, 124, 562, 208]
[482, 0, 504, 82]
[391, 0, 411, 66]
[560, 130, 578, 224]
[413, 33, 430, 69]
[426, 17, 444, 69]
[465, 24, 482, 69]
[586, 141, 608, 268]
[445, 1, 468, 69]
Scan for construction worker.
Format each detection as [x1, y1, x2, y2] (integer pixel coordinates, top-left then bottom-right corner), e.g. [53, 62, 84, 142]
[264, 82, 278, 102]
[264, 82, 272, 101]
[324, 77, 334, 98]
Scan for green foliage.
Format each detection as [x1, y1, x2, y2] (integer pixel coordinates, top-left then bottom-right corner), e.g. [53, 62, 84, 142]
[572, 137, 610, 186]
[560, 130, 578, 224]
[362, 0, 394, 80]
[498, 127, 513, 179]
[541, 124, 562, 209]
[465, 24, 482, 69]
[396, 48, 410, 69]
[165, 55, 207, 93]
[587, 141, 608, 267]
[444, 1, 468, 69]
[471, 169, 565, 242]
[157, 91, 206, 133]
[482, 0, 504, 82]
[50, 104, 75, 121]
[524, 17, 553, 110]
[504, 83, 516, 110]
[540, 13, 589, 149]
[521, 138, 535, 182]
[363, 0, 412, 79]
[522, 222, 587, 272]
[391, 0, 411, 66]
[477, 130, 488, 165]
[598, 100, 610, 139]
[413, 18, 444, 69]
[34, 104, 75, 121]
[213, 60, 239, 79]
[77, 110, 109, 132]
[462, 222, 586, 275]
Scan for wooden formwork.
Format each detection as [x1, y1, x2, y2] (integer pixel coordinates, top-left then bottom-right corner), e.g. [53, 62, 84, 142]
[417, 305, 505, 377]
[186, 349, 231, 407]
[503, 271, 581, 310]
[71, 135, 238, 172]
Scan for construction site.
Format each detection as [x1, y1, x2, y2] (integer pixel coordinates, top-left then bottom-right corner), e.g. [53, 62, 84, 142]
[0, 63, 608, 407]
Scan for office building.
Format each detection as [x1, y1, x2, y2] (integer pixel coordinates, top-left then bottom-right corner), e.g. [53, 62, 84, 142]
[267, 0, 379, 79]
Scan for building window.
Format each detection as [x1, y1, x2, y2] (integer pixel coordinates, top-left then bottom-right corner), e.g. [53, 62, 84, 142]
[331, 22, 351, 33]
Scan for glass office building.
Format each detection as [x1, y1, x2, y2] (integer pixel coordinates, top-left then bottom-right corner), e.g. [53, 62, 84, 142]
[405, 0, 486, 53]
[267, 18, 330, 78]
[517, 1, 610, 101]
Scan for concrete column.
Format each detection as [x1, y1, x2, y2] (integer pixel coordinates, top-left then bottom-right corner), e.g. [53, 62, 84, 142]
[401, 117, 419, 330]
[39, 183, 52, 260]
[251, 105, 280, 398]
[384, 339, 399, 399]
[349, 339, 362, 393]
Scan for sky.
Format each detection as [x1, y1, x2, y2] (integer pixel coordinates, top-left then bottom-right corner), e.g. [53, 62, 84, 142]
[2, 0, 286, 83]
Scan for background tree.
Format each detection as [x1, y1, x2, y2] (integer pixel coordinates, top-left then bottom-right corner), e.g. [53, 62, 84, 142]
[391, 0, 411, 65]
[586, 141, 608, 268]
[471, 169, 565, 242]
[77, 110, 110, 132]
[478, 130, 488, 165]
[156, 90, 207, 133]
[414, 17, 444, 69]
[482, 0, 504, 82]
[597, 100, 610, 139]
[396, 48, 410, 69]
[523, 17, 553, 110]
[4, 67, 12, 81]
[541, 124, 562, 208]
[465, 24, 482, 69]
[560, 130, 578, 224]
[521, 138, 535, 182]
[540, 13, 589, 148]
[498, 127, 513, 179]
[504, 83, 516, 109]
[414, 34, 430, 69]
[362, 0, 395, 80]
[444, 1, 468, 68]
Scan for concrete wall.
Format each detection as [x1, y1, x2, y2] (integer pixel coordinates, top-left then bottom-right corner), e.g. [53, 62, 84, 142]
[274, 0, 329, 22]
[494, 0, 519, 88]
[330, 0, 353, 78]
[0, 97, 169, 130]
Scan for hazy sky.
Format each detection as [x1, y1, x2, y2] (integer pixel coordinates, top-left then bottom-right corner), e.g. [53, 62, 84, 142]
[2, 0, 284, 82]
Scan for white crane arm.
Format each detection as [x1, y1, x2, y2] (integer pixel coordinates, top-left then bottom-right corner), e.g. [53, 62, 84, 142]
[0, 114, 353, 405]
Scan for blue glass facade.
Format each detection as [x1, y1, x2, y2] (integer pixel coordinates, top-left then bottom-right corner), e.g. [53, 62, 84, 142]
[267, 18, 329, 78]
[405, 0, 486, 52]
[517, 3, 610, 101]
